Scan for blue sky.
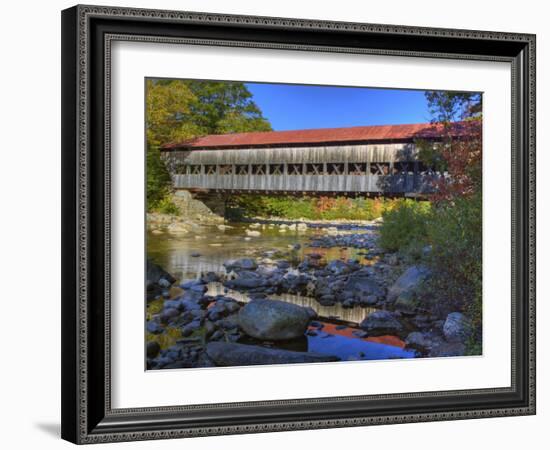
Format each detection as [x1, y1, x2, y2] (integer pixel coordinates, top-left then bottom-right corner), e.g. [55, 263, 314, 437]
[245, 83, 432, 131]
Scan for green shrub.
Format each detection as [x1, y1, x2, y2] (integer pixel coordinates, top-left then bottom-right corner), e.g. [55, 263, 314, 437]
[227, 195, 394, 221]
[380, 194, 482, 356]
[146, 145, 172, 210]
[426, 192, 482, 329]
[262, 196, 318, 219]
[155, 196, 180, 215]
[379, 199, 431, 252]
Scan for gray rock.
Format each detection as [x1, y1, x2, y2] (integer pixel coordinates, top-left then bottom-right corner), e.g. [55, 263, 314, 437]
[206, 342, 339, 366]
[405, 331, 431, 352]
[203, 320, 217, 339]
[160, 307, 180, 323]
[181, 321, 201, 337]
[344, 275, 385, 298]
[277, 261, 292, 270]
[412, 314, 431, 329]
[146, 341, 161, 358]
[226, 271, 266, 289]
[146, 320, 163, 334]
[163, 299, 183, 310]
[352, 330, 369, 338]
[238, 299, 311, 341]
[201, 272, 220, 283]
[147, 260, 176, 287]
[210, 330, 225, 341]
[394, 290, 418, 313]
[225, 301, 241, 314]
[308, 253, 323, 260]
[217, 314, 240, 331]
[359, 310, 404, 336]
[189, 284, 207, 294]
[326, 260, 352, 275]
[428, 335, 466, 357]
[443, 312, 472, 343]
[190, 252, 201, 258]
[386, 253, 399, 265]
[318, 295, 336, 306]
[158, 277, 172, 288]
[304, 306, 318, 319]
[387, 266, 431, 303]
[224, 258, 258, 271]
[359, 295, 379, 306]
[180, 279, 204, 289]
[180, 298, 203, 311]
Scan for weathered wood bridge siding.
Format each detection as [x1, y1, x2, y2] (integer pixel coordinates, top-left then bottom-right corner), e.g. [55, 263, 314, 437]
[161, 143, 441, 194]
[159, 122, 461, 195]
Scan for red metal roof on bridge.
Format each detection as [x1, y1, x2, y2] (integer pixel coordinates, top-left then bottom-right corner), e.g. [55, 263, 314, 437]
[161, 121, 475, 150]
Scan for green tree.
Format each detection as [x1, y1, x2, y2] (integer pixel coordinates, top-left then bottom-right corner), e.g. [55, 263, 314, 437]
[146, 144, 172, 208]
[145, 79, 272, 210]
[182, 80, 271, 134]
[424, 91, 481, 124]
[145, 79, 199, 209]
[146, 79, 200, 147]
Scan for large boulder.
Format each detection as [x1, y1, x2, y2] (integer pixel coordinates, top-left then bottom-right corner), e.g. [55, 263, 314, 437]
[359, 310, 404, 336]
[387, 266, 431, 304]
[206, 342, 339, 366]
[238, 299, 311, 341]
[443, 312, 473, 343]
[146, 260, 176, 288]
[171, 190, 223, 223]
[225, 271, 267, 290]
[224, 258, 258, 272]
[146, 260, 176, 300]
[427, 335, 466, 357]
[344, 274, 385, 299]
[405, 331, 432, 352]
[393, 290, 418, 313]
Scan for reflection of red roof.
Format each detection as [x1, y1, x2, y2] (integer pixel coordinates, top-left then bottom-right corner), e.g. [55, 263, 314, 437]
[161, 121, 476, 150]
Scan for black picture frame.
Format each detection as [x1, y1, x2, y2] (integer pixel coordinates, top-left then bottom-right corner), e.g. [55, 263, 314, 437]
[61, 4, 536, 444]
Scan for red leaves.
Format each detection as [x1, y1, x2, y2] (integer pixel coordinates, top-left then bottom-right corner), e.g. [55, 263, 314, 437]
[428, 120, 482, 202]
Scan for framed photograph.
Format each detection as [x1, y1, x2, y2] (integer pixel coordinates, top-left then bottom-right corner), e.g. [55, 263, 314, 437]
[61, 5, 536, 444]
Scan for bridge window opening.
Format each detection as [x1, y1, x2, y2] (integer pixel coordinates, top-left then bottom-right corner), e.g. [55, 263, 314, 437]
[236, 165, 249, 175]
[189, 165, 201, 175]
[418, 162, 437, 174]
[393, 162, 414, 174]
[349, 163, 367, 175]
[327, 163, 345, 175]
[173, 163, 187, 174]
[288, 164, 303, 175]
[205, 165, 216, 175]
[268, 164, 284, 175]
[370, 163, 390, 175]
[305, 163, 324, 175]
[251, 165, 266, 175]
[219, 165, 234, 175]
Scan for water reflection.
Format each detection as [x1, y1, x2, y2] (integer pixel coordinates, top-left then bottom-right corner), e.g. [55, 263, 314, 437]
[147, 222, 415, 361]
[206, 282, 374, 325]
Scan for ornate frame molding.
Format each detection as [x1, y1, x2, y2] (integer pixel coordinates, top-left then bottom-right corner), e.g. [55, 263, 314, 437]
[61, 4, 536, 444]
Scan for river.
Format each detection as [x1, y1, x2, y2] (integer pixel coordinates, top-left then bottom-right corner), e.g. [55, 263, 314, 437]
[147, 222, 416, 363]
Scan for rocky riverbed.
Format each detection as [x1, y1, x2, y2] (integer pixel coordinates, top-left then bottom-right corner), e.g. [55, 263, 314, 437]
[146, 218, 473, 369]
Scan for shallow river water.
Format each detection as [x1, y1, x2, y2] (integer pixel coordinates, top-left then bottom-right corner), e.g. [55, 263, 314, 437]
[147, 222, 416, 362]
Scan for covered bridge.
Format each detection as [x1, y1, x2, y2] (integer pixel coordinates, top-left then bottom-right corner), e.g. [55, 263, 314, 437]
[160, 122, 470, 195]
